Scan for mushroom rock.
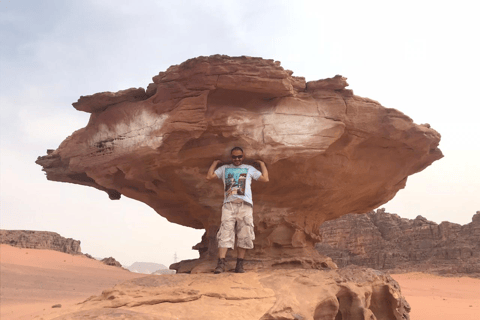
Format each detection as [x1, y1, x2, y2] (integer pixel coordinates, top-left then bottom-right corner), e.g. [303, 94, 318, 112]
[36, 55, 443, 273]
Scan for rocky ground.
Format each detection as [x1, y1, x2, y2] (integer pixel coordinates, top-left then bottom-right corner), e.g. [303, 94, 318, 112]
[316, 209, 480, 277]
[2, 244, 479, 320]
[0, 244, 409, 320]
[48, 268, 410, 320]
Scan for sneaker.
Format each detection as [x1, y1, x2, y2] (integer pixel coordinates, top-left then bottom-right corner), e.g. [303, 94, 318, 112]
[214, 258, 226, 274]
[235, 258, 245, 273]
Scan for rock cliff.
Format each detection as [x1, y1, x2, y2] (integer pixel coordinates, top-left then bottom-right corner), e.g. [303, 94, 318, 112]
[0, 230, 82, 254]
[316, 209, 480, 276]
[36, 55, 443, 272]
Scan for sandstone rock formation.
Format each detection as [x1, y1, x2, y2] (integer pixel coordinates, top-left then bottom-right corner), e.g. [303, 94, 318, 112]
[36, 55, 442, 272]
[316, 209, 480, 277]
[41, 268, 410, 320]
[0, 230, 81, 254]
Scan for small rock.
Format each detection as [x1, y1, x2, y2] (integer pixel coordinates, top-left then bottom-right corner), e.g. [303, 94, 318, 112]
[52, 304, 62, 308]
[101, 257, 122, 268]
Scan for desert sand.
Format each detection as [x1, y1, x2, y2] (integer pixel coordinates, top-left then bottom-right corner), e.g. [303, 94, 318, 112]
[391, 273, 480, 320]
[1, 244, 479, 319]
[0, 245, 144, 320]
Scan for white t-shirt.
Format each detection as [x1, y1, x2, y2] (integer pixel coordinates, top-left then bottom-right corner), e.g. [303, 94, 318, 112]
[215, 164, 262, 205]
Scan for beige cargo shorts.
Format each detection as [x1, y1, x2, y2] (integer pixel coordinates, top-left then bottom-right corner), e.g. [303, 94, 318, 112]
[217, 201, 255, 249]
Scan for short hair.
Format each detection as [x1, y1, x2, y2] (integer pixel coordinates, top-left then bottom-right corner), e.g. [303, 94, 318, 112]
[231, 146, 243, 154]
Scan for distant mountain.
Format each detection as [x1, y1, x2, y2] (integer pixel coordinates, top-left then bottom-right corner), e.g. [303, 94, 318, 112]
[152, 268, 176, 275]
[127, 262, 168, 274]
[0, 230, 81, 254]
[0, 230, 126, 269]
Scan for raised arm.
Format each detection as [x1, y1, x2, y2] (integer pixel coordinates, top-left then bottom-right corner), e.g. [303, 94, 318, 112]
[255, 160, 269, 182]
[206, 160, 221, 180]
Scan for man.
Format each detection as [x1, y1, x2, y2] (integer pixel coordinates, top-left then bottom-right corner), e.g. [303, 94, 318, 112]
[206, 147, 269, 273]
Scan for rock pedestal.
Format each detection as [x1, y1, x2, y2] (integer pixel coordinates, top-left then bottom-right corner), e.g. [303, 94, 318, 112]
[36, 55, 442, 272]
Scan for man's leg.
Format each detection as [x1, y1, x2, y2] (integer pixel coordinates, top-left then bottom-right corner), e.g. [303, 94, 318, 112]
[235, 204, 254, 273]
[235, 248, 247, 273]
[215, 203, 236, 274]
[218, 247, 228, 259]
[237, 247, 246, 259]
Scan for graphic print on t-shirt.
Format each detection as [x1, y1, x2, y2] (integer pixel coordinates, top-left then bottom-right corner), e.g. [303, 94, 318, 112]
[224, 168, 248, 197]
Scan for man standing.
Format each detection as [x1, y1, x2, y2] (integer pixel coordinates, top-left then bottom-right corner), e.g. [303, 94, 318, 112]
[206, 147, 269, 273]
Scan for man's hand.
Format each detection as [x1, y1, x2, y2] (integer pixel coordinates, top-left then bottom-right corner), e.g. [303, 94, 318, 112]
[255, 160, 269, 182]
[206, 160, 222, 180]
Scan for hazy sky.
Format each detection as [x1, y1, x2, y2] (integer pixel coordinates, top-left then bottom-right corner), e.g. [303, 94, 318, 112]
[1, 0, 479, 267]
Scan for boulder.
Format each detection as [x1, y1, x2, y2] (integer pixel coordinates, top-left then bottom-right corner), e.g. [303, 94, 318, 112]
[101, 257, 123, 268]
[36, 55, 442, 272]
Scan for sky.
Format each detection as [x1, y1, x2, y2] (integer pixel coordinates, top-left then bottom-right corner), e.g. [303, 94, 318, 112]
[1, 0, 479, 267]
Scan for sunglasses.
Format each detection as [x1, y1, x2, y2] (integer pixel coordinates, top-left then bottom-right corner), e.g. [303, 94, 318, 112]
[231, 155, 243, 160]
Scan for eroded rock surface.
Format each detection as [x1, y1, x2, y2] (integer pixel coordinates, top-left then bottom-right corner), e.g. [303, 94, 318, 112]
[36, 55, 442, 272]
[45, 268, 410, 320]
[0, 230, 82, 254]
[316, 209, 480, 277]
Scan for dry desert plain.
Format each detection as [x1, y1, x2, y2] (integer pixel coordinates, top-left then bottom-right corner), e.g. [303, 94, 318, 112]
[0, 244, 479, 320]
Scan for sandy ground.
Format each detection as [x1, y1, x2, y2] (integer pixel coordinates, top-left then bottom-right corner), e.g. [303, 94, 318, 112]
[1, 244, 479, 320]
[391, 273, 480, 320]
[0, 245, 145, 320]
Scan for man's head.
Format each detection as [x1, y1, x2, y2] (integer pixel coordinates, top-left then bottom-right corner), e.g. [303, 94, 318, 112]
[231, 147, 244, 167]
